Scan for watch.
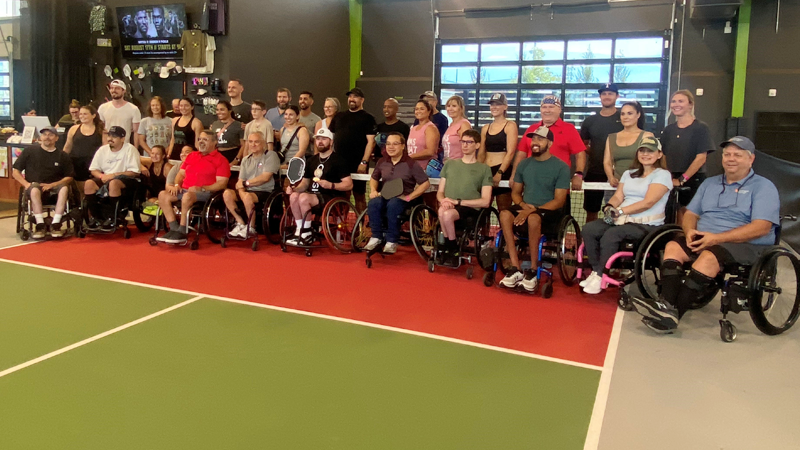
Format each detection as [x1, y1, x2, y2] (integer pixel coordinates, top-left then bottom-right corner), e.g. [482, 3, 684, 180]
[360, 160, 368, 165]
[457, 199, 462, 206]
[617, 208, 624, 216]
[497, 169, 504, 175]
[573, 171, 584, 178]
[244, 180, 250, 188]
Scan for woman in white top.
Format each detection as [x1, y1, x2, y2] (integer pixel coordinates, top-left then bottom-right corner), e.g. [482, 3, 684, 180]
[314, 97, 340, 137]
[580, 137, 672, 294]
[441, 95, 471, 162]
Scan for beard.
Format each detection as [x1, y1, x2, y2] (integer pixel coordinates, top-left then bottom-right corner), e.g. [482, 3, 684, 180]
[317, 144, 331, 153]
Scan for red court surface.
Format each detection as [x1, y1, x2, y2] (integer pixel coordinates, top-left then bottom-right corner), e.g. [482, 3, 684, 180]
[0, 231, 618, 367]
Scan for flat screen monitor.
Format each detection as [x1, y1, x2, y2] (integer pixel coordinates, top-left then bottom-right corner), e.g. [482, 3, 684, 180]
[22, 116, 53, 134]
[117, 4, 187, 59]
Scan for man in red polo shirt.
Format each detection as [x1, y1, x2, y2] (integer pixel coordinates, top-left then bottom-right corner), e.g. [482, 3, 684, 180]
[517, 95, 586, 192]
[156, 130, 231, 244]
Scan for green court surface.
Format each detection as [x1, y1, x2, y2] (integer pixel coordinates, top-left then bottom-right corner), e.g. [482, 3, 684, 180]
[0, 264, 601, 449]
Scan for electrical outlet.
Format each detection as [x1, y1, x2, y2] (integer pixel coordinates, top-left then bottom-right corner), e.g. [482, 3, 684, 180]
[724, 21, 732, 34]
[696, 88, 704, 96]
[769, 89, 777, 97]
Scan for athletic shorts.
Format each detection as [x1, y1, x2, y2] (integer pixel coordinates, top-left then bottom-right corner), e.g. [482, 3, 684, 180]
[25, 184, 65, 206]
[508, 205, 564, 237]
[582, 172, 607, 213]
[490, 164, 512, 195]
[241, 190, 272, 204]
[674, 238, 773, 267]
[176, 189, 212, 203]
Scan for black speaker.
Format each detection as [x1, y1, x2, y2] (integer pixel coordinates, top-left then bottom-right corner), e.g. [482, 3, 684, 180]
[689, 0, 742, 20]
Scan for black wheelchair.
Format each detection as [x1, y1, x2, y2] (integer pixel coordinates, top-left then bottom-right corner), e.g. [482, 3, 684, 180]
[16, 182, 81, 240]
[350, 201, 433, 268]
[219, 189, 284, 252]
[485, 209, 581, 298]
[148, 191, 226, 250]
[279, 196, 358, 257]
[426, 207, 500, 280]
[78, 178, 154, 239]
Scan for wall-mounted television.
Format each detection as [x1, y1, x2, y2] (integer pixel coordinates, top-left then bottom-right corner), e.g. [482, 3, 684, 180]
[117, 4, 187, 59]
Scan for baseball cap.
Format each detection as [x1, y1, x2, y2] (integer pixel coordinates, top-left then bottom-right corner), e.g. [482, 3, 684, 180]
[598, 83, 619, 94]
[541, 94, 562, 108]
[40, 126, 58, 135]
[487, 92, 508, 105]
[419, 90, 437, 100]
[314, 128, 334, 140]
[638, 136, 662, 153]
[107, 126, 126, 138]
[526, 126, 554, 141]
[346, 87, 365, 98]
[720, 136, 756, 153]
[109, 79, 127, 91]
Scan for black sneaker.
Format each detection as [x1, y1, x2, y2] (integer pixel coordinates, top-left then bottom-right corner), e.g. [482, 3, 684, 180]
[32, 223, 47, 239]
[631, 296, 679, 329]
[85, 219, 101, 231]
[50, 222, 65, 238]
[642, 317, 676, 334]
[156, 230, 188, 244]
[100, 218, 115, 231]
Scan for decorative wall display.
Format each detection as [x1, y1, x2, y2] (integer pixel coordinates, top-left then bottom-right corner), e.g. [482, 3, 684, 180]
[117, 4, 187, 59]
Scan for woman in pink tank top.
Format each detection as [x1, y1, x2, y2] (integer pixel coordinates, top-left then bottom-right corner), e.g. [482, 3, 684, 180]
[442, 95, 472, 161]
[407, 100, 440, 169]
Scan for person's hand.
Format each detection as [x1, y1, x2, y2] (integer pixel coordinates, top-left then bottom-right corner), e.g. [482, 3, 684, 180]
[571, 176, 583, 191]
[141, 167, 150, 177]
[688, 231, 718, 252]
[285, 185, 294, 195]
[236, 179, 244, 190]
[513, 209, 533, 226]
[318, 179, 333, 190]
[609, 176, 619, 187]
[280, 163, 288, 170]
[100, 173, 113, 183]
[369, 190, 379, 200]
[673, 178, 682, 187]
[357, 164, 368, 174]
[187, 186, 201, 193]
[492, 172, 501, 187]
[166, 184, 179, 196]
[440, 198, 455, 210]
[40, 183, 53, 192]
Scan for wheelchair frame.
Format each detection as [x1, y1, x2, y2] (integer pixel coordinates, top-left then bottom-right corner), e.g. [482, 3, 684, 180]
[16, 183, 81, 241]
[279, 196, 358, 257]
[148, 191, 225, 250]
[427, 207, 500, 281]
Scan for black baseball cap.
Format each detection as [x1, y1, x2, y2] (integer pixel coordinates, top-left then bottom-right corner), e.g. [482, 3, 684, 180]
[526, 126, 554, 142]
[108, 126, 126, 138]
[598, 83, 619, 94]
[40, 126, 59, 135]
[346, 87, 365, 98]
[720, 136, 756, 153]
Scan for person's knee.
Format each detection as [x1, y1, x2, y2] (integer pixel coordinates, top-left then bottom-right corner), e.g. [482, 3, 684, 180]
[664, 241, 688, 260]
[222, 189, 236, 202]
[693, 251, 721, 277]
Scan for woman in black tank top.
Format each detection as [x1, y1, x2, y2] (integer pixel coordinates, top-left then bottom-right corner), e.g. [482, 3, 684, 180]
[479, 94, 519, 210]
[144, 145, 171, 199]
[63, 105, 104, 182]
[169, 98, 203, 160]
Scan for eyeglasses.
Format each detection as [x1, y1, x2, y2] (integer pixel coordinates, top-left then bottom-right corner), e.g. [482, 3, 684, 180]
[460, 140, 476, 145]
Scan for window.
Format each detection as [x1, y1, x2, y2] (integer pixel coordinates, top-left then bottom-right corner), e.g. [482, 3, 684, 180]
[0, 0, 20, 18]
[0, 58, 10, 119]
[436, 34, 668, 133]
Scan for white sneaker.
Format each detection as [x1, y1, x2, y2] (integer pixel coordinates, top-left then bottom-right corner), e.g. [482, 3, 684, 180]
[364, 237, 381, 251]
[383, 242, 398, 254]
[583, 274, 604, 294]
[230, 223, 246, 238]
[247, 225, 258, 236]
[521, 272, 539, 292]
[500, 269, 524, 288]
[580, 272, 601, 288]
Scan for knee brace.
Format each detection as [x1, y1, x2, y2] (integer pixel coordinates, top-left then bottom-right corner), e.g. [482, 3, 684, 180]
[659, 259, 684, 304]
[675, 269, 717, 316]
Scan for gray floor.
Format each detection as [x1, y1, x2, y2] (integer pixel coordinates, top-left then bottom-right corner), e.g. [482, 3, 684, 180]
[1, 216, 798, 449]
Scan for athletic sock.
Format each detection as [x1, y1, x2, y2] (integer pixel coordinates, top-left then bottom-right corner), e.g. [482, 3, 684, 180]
[169, 220, 180, 232]
[52, 214, 62, 224]
[85, 194, 101, 220]
[179, 225, 188, 234]
[34, 214, 44, 224]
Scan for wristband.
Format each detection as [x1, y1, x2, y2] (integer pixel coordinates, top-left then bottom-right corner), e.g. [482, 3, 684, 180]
[681, 173, 689, 182]
[573, 171, 583, 178]
[457, 199, 462, 206]
[497, 169, 504, 176]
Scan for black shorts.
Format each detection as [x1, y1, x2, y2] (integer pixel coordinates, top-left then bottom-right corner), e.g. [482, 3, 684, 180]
[674, 238, 773, 267]
[93, 176, 138, 194]
[490, 164, 512, 195]
[243, 190, 272, 204]
[672, 172, 705, 207]
[583, 171, 607, 213]
[454, 205, 481, 224]
[25, 184, 65, 206]
[508, 205, 563, 236]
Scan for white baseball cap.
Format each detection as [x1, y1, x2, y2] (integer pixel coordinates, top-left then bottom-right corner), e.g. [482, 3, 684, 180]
[109, 79, 127, 91]
[314, 128, 334, 140]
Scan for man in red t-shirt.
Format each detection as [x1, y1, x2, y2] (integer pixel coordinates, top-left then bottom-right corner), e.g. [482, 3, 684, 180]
[157, 130, 231, 244]
[517, 95, 586, 192]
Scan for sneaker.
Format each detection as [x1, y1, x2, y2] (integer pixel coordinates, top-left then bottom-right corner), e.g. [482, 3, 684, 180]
[642, 317, 676, 334]
[582, 273, 603, 294]
[299, 232, 313, 243]
[285, 236, 301, 246]
[100, 218, 115, 231]
[156, 230, 188, 244]
[247, 226, 258, 237]
[142, 205, 159, 216]
[364, 237, 381, 251]
[32, 223, 46, 239]
[500, 268, 524, 288]
[521, 270, 539, 292]
[85, 219, 101, 231]
[229, 223, 246, 238]
[383, 242, 398, 254]
[50, 222, 65, 238]
[631, 296, 679, 329]
[580, 272, 601, 288]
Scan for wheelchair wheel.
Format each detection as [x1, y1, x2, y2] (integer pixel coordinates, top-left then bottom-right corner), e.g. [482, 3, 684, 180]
[322, 198, 357, 253]
[634, 225, 683, 300]
[748, 247, 800, 336]
[410, 204, 438, 262]
[262, 192, 285, 245]
[556, 216, 581, 286]
[131, 195, 155, 232]
[472, 207, 499, 267]
[16, 186, 25, 234]
[204, 193, 227, 244]
[351, 210, 371, 252]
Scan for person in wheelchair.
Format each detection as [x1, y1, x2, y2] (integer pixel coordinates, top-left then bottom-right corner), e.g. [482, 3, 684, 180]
[11, 126, 75, 239]
[580, 137, 672, 294]
[284, 128, 353, 245]
[498, 126, 570, 291]
[222, 131, 280, 238]
[84, 126, 141, 231]
[633, 136, 780, 333]
[156, 130, 231, 244]
[364, 132, 430, 254]
[436, 129, 493, 265]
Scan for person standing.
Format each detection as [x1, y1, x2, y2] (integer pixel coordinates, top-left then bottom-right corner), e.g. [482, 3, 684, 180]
[168, 97, 204, 160]
[441, 95, 471, 163]
[329, 87, 377, 212]
[227, 79, 252, 124]
[580, 83, 623, 222]
[237, 100, 274, 161]
[167, 98, 181, 119]
[63, 105, 104, 193]
[98, 80, 141, 149]
[416, 91, 449, 145]
[277, 105, 310, 164]
[603, 102, 653, 189]
[406, 100, 440, 170]
[210, 101, 245, 163]
[137, 96, 173, 157]
[297, 91, 321, 155]
[479, 93, 518, 211]
[266, 88, 291, 132]
[314, 97, 341, 142]
[375, 98, 411, 161]
[57, 100, 81, 129]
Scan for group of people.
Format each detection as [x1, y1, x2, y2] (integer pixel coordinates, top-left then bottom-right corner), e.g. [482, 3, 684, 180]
[13, 81, 782, 335]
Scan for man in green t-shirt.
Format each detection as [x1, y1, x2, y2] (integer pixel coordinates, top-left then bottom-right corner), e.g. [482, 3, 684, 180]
[499, 126, 570, 291]
[436, 129, 493, 264]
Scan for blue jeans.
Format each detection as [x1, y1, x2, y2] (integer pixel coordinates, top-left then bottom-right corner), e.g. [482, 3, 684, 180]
[368, 196, 407, 243]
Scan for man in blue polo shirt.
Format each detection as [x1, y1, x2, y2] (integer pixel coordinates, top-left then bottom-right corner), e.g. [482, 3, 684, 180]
[632, 136, 780, 333]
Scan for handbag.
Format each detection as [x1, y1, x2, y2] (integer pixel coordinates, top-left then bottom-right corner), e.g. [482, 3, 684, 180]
[277, 127, 300, 162]
[425, 158, 443, 178]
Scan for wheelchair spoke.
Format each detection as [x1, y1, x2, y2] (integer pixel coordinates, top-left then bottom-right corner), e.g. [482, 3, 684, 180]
[750, 250, 800, 335]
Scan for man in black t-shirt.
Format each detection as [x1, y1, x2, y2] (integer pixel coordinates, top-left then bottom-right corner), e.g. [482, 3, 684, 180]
[329, 87, 376, 212]
[12, 126, 75, 239]
[228, 79, 253, 124]
[580, 83, 623, 222]
[284, 128, 354, 245]
[374, 98, 411, 161]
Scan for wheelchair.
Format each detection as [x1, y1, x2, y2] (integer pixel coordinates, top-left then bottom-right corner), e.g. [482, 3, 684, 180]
[219, 189, 284, 252]
[486, 209, 581, 298]
[350, 201, 432, 268]
[78, 178, 153, 239]
[279, 195, 358, 257]
[16, 182, 81, 240]
[426, 206, 500, 281]
[148, 191, 226, 250]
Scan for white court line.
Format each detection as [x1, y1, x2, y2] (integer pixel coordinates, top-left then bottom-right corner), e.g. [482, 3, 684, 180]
[0, 295, 203, 379]
[583, 307, 625, 450]
[0, 257, 604, 371]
